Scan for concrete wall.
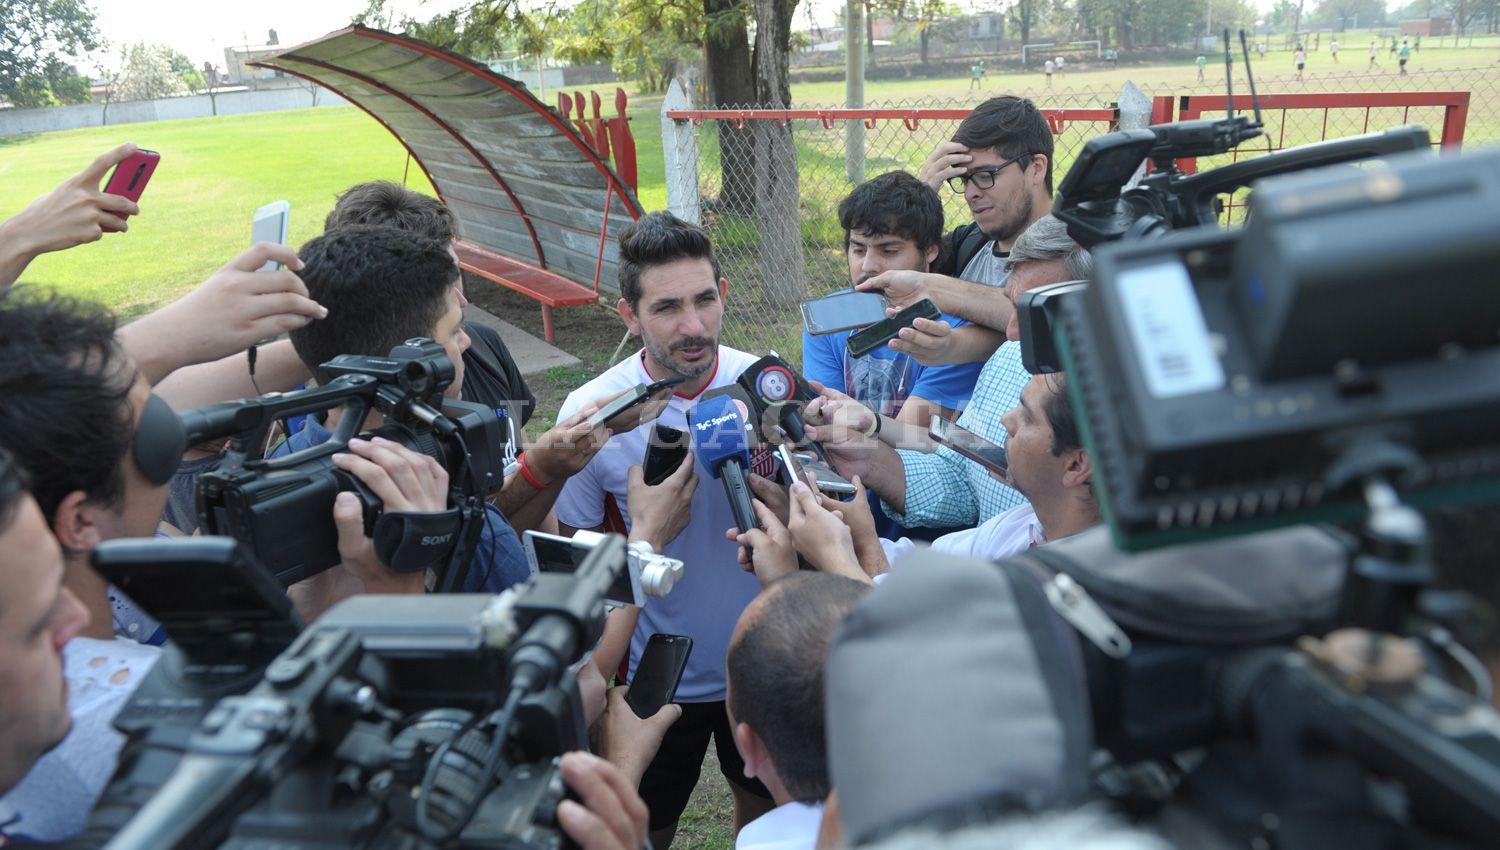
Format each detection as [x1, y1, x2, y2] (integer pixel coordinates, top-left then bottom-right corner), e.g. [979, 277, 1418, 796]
[0, 85, 348, 137]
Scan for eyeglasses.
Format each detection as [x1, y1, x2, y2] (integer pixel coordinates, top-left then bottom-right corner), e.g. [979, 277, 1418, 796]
[946, 152, 1033, 194]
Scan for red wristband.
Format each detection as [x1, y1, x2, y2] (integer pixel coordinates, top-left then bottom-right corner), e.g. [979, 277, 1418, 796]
[518, 451, 553, 489]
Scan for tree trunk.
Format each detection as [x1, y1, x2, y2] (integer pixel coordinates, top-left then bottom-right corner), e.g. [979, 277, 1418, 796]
[866, 2, 875, 55]
[705, 0, 757, 215]
[751, 0, 806, 307]
[920, 25, 930, 67]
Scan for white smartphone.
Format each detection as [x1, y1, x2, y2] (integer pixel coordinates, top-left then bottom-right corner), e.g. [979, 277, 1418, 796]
[524, 530, 644, 608]
[251, 200, 291, 271]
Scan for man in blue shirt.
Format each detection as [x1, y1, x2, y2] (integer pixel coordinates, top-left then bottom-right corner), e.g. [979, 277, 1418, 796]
[802, 170, 983, 430]
[801, 171, 985, 540]
[282, 224, 529, 607]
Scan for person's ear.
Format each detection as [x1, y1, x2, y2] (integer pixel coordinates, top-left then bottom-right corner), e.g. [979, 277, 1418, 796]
[922, 243, 940, 269]
[51, 490, 105, 553]
[1063, 448, 1093, 490]
[733, 720, 768, 781]
[1029, 154, 1050, 188]
[617, 297, 641, 336]
[718, 277, 729, 304]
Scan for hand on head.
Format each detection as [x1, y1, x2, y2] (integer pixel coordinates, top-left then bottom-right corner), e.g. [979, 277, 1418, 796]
[917, 141, 973, 194]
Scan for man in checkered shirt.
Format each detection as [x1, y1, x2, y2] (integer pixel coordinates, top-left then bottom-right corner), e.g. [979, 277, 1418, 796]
[807, 216, 1092, 530]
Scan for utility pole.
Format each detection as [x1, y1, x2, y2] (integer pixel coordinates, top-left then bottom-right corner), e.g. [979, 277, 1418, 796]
[845, 0, 866, 184]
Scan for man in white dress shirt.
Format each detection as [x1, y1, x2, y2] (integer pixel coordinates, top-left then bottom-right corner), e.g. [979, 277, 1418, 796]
[727, 573, 871, 850]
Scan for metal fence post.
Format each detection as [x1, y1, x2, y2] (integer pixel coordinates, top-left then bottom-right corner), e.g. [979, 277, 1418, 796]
[844, 0, 866, 185]
[661, 76, 701, 225]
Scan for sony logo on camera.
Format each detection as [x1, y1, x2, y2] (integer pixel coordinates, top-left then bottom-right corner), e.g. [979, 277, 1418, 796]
[422, 532, 454, 547]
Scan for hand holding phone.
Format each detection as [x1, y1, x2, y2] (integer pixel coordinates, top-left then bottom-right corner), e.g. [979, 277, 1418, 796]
[100, 149, 160, 232]
[587, 377, 686, 431]
[643, 424, 690, 486]
[929, 414, 1009, 477]
[251, 200, 291, 271]
[846, 298, 943, 358]
[627, 633, 693, 718]
[800, 289, 889, 335]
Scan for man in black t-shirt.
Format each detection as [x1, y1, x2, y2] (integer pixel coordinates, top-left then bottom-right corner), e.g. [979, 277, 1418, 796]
[324, 182, 613, 534]
[322, 182, 534, 427]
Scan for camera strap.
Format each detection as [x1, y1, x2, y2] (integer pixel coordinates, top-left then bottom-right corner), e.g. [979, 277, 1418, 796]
[374, 507, 463, 573]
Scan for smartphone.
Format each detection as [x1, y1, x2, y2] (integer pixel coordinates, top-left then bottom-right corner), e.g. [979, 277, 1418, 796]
[796, 452, 858, 497]
[800, 289, 889, 336]
[587, 376, 686, 430]
[252, 200, 291, 271]
[100, 149, 160, 232]
[776, 442, 805, 485]
[929, 415, 1009, 476]
[91, 537, 301, 656]
[525, 530, 643, 608]
[643, 424, 690, 486]
[627, 633, 693, 718]
[845, 298, 943, 359]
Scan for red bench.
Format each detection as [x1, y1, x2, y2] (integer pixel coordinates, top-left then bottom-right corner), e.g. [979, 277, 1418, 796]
[453, 242, 599, 343]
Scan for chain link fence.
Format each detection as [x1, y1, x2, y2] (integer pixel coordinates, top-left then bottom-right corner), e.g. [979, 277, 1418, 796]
[664, 65, 1500, 363]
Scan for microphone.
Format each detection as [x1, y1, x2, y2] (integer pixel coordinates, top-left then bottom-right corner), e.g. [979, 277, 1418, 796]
[688, 395, 759, 534]
[737, 355, 831, 465]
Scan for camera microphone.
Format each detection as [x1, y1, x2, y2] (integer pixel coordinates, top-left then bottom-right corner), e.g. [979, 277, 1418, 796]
[688, 395, 759, 534]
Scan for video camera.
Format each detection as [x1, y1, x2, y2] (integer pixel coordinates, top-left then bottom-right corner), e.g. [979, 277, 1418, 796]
[181, 338, 506, 590]
[994, 77, 1500, 848]
[74, 532, 633, 850]
[1052, 30, 1431, 248]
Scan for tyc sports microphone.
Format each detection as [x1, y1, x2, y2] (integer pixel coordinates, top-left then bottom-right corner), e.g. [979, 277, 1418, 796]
[688, 395, 759, 534]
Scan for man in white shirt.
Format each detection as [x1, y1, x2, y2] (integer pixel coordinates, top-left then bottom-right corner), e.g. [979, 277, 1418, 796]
[733, 371, 1098, 584]
[727, 572, 870, 850]
[876, 371, 1098, 570]
[554, 211, 772, 848]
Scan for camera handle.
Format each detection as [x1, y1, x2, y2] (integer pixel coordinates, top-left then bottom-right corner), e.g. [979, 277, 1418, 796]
[1324, 439, 1433, 664]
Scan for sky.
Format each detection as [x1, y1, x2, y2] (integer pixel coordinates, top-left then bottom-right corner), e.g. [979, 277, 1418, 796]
[83, 0, 1355, 72]
[87, 0, 467, 69]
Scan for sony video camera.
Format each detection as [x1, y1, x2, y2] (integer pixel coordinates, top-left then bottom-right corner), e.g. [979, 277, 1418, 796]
[182, 338, 506, 590]
[1004, 141, 1500, 848]
[75, 533, 632, 850]
[1051, 30, 1431, 248]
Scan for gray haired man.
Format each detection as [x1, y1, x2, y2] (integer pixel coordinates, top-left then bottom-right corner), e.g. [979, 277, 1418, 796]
[805, 214, 1092, 531]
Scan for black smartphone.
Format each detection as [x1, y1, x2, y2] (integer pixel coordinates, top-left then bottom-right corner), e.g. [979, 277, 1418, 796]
[845, 298, 943, 359]
[628, 633, 693, 718]
[92, 537, 301, 658]
[643, 424, 690, 486]
[800, 289, 889, 335]
[929, 414, 1009, 476]
[587, 376, 686, 430]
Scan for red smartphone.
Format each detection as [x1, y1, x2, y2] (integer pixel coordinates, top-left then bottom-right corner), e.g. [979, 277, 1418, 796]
[101, 149, 160, 232]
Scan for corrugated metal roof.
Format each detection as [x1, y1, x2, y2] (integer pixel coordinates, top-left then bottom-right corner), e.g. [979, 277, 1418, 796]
[253, 26, 641, 295]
